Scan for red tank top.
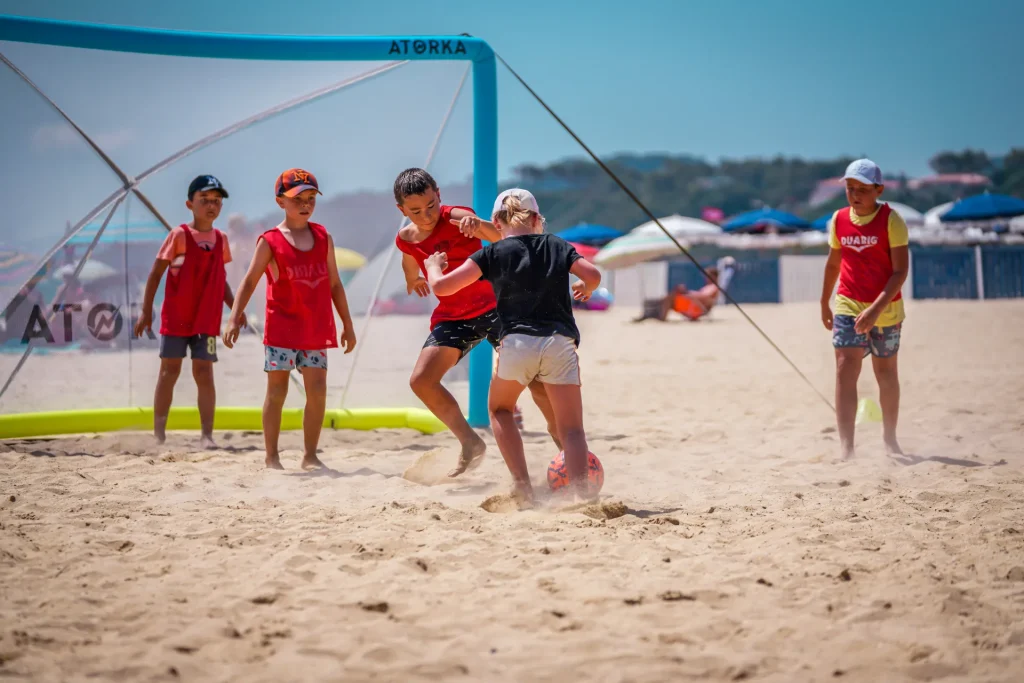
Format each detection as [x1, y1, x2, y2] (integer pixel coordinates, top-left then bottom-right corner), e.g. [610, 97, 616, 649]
[395, 205, 497, 329]
[260, 223, 337, 350]
[160, 225, 226, 337]
[835, 204, 902, 304]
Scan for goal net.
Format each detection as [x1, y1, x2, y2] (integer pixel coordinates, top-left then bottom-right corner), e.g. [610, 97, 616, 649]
[0, 17, 495, 434]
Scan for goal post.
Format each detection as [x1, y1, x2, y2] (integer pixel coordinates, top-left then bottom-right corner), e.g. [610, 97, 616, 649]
[0, 14, 497, 430]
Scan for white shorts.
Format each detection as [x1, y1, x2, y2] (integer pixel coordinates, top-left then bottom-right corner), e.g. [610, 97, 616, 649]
[496, 333, 580, 386]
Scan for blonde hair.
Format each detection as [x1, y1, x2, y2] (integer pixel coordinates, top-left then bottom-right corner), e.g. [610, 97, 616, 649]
[492, 194, 545, 233]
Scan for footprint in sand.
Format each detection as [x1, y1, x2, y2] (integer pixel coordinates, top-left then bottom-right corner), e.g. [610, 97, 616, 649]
[402, 448, 456, 486]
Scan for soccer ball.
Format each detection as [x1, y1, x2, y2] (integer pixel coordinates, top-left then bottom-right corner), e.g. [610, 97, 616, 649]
[547, 450, 604, 496]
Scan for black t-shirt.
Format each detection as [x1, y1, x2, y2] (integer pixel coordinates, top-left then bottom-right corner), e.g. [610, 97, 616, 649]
[469, 234, 582, 345]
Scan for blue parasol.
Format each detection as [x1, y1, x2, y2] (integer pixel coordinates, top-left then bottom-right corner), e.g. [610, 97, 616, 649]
[555, 223, 624, 246]
[722, 207, 810, 233]
[939, 192, 1024, 222]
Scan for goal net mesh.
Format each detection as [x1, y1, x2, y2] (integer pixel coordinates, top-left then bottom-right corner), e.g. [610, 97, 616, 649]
[0, 37, 476, 416]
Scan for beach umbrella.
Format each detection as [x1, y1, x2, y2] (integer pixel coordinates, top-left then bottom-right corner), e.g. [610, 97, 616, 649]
[630, 214, 722, 238]
[568, 242, 601, 260]
[594, 215, 722, 269]
[882, 201, 924, 226]
[939, 192, 1024, 222]
[721, 207, 810, 233]
[66, 221, 170, 246]
[334, 247, 367, 271]
[811, 213, 832, 231]
[923, 201, 955, 228]
[593, 232, 691, 270]
[555, 223, 624, 246]
[0, 248, 44, 285]
[53, 260, 119, 284]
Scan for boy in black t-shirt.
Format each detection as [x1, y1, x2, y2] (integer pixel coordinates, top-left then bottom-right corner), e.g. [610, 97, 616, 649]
[424, 189, 602, 506]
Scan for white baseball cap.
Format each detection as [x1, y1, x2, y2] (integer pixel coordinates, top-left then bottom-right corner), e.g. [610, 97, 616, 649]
[492, 188, 540, 218]
[843, 159, 883, 186]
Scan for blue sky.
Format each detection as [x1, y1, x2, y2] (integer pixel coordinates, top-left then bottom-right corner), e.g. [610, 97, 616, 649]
[0, 0, 1022, 250]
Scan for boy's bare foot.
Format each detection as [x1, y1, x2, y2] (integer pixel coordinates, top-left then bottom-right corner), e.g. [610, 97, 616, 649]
[840, 440, 855, 461]
[265, 454, 284, 470]
[884, 437, 904, 456]
[448, 435, 486, 478]
[155, 420, 167, 445]
[512, 481, 535, 510]
[301, 454, 328, 471]
[199, 434, 218, 450]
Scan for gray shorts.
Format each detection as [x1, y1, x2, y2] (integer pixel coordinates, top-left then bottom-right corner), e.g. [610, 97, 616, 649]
[159, 334, 218, 362]
[264, 346, 328, 372]
[496, 333, 580, 386]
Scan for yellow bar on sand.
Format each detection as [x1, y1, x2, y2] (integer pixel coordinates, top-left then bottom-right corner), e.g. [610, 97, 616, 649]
[0, 407, 447, 439]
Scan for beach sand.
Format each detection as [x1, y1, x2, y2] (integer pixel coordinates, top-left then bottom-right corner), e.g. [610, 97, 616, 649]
[2, 299, 1023, 682]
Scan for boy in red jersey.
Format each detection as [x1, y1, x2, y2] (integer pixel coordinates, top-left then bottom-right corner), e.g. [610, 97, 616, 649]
[136, 175, 243, 449]
[393, 168, 558, 477]
[820, 159, 909, 460]
[223, 169, 357, 470]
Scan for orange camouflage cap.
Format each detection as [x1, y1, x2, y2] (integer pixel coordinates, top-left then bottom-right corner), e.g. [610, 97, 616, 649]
[275, 168, 322, 198]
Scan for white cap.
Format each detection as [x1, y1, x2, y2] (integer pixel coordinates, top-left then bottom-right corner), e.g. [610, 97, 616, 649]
[492, 188, 540, 218]
[843, 159, 883, 186]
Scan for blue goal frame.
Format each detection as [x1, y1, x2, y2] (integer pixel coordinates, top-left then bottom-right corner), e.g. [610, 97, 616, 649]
[0, 14, 497, 428]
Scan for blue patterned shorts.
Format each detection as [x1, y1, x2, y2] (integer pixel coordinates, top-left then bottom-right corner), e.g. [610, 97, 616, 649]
[264, 346, 328, 372]
[832, 315, 902, 358]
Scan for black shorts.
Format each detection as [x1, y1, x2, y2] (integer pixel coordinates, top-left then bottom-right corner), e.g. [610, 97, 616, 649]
[423, 310, 501, 359]
[159, 333, 218, 362]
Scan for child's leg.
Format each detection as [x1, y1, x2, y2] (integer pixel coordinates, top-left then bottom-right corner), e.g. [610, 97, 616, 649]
[191, 360, 217, 448]
[536, 335, 588, 499]
[410, 344, 486, 477]
[869, 323, 903, 455]
[153, 358, 182, 444]
[527, 380, 562, 450]
[831, 315, 870, 459]
[488, 376, 530, 501]
[872, 355, 901, 454]
[263, 346, 293, 469]
[154, 335, 191, 442]
[834, 349, 863, 459]
[541, 382, 589, 499]
[188, 335, 219, 448]
[298, 362, 329, 470]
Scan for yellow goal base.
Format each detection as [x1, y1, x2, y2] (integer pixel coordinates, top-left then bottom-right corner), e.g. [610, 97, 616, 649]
[0, 407, 448, 440]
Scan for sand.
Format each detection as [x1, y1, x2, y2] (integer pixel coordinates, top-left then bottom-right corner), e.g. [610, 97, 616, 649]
[2, 299, 1023, 682]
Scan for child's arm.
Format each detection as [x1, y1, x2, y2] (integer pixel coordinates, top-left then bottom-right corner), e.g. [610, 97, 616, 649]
[820, 248, 842, 330]
[820, 213, 842, 331]
[854, 245, 909, 334]
[133, 259, 169, 338]
[450, 208, 502, 243]
[570, 258, 602, 301]
[326, 235, 357, 353]
[424, 252, 483, 297]
[402, 253, 430, 297]
[223, 239, 272, 348]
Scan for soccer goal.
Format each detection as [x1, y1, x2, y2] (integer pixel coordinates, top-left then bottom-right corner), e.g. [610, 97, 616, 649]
[0, 15, 496, 438]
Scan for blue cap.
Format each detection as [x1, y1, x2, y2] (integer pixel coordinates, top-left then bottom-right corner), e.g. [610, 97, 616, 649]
[843, 159, 883, 186]
[188, 174, 228, 199]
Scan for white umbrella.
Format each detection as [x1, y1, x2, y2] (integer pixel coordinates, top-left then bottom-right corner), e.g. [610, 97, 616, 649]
[882, 201, 924, 226]
[630, 214, 723, 238]
[594, 231, 692, 270]
[53, 260, 119, 284]
[923, 202, 954, 228]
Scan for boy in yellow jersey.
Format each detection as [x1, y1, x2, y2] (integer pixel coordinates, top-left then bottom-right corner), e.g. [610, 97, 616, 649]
[820, 159, 909, 460]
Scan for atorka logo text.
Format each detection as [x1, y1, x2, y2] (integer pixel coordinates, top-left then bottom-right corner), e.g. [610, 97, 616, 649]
[388, 39, 467, 56]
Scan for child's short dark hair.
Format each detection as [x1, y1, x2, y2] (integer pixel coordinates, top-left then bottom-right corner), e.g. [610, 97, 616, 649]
[393, 168, 439, 204]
